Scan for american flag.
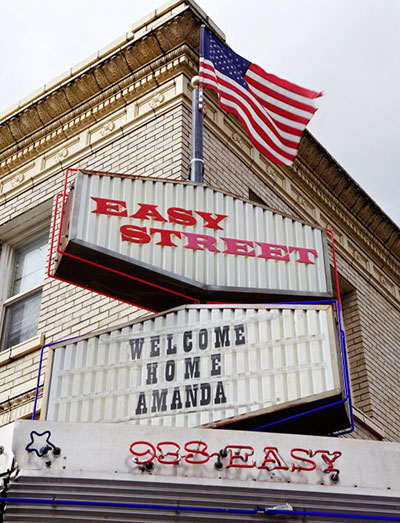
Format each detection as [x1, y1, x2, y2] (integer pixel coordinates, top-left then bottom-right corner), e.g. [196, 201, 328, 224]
[199, 27, 323, 166]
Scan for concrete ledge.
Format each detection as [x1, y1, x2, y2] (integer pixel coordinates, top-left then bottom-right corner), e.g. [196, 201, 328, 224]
[353, 407, 386, 440]
[0, 333, 44, 368]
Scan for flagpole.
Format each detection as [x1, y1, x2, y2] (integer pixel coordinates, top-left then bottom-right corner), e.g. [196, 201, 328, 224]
[190, 25, 205, 183]
[190, 75, 204, 183]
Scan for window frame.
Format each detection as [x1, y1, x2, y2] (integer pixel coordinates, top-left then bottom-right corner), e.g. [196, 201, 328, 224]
[0, 207, 51, 356]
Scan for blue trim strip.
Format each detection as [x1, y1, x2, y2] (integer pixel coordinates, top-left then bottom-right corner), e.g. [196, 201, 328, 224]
[32, 334, 90, 420]
[0, 497, 399, 520]
[249, 300, 353, 436]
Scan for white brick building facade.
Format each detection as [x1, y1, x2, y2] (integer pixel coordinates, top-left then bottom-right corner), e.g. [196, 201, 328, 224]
[0, 0, 399, 445]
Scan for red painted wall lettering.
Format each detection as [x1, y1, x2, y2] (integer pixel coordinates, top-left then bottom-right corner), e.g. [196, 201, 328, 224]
[195, 211, 228, 230]
[167, 208, 197, 226]
[130, 203, 167, 222]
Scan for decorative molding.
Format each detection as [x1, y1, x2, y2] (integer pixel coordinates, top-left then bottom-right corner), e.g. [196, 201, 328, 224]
[88, 111, 125, 145]
[266, 166, 275, 178]
[41, 138, 78, 172]
[375, 268, 395, 293]
[297, 194, 306, 207]
[292, 189, 317, 220]
[99, 121, 115, 136]
[0, 388, 42, 426]
[293, 158, 400, 275]
[0, 9, 199, 156]
[258, 156, 287, 190]
[224, 120, 251, 156]
[0, 44, 197, 178]
[136, 81, 179, 117]
[54, 147, 68, 162]
[231, 132, 245, 147]
[297, 136, 400, 257]
[203, 99, 217, 123]
[1, 162, 35, 197]
[347, 243, 370, 271]
[0, 77, 184, 210]
[149, 93, 165, 109]
[10, 172, 24, 188]
[0, 388, 37, 413]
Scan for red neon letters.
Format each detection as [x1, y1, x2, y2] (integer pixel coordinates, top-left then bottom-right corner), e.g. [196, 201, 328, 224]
[91, 197, 319, 265]
[129, 440, 342, 474]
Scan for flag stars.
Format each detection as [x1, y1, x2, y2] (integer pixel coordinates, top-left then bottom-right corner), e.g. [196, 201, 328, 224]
[200, 27, 320, 166]
[204, 30, 250, 89]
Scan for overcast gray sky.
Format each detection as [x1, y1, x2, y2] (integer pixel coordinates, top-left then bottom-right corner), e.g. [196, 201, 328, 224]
[1, 0, 399, 225]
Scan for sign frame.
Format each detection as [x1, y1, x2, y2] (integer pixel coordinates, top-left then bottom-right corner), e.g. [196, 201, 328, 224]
[51, 170, 333, 312]
[41, 302, 351, 435]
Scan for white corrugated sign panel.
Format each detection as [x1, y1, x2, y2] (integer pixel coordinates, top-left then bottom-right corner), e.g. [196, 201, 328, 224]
[45, 304, 341, 427]
[11, 420, 400, 492]
[68, 173, 330, 297]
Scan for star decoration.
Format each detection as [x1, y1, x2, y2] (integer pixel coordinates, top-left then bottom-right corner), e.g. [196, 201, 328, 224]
[25, 430, 57, 457]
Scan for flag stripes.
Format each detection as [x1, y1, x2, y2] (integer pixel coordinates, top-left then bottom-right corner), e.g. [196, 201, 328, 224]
[200, 59, 296, 164]
[199, 28, 322, 166]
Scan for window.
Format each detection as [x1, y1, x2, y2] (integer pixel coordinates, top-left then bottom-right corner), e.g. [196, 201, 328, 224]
[0, 232, 48, 351]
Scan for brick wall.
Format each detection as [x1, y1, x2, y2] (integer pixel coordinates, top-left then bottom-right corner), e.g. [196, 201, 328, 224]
[203, 121, 296, 216]
[330, 250, 400, 441]
[342, 289, 370, 413]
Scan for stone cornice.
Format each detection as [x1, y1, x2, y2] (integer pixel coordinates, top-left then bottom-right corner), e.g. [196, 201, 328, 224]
[0, 387, 42, 425]
[292, 150, 400, 275]
[290, 159, 400, 297]
[0, 74, 194, 207]
[0, 388, 37, 413]
[0, 44, 198, 179]
[298, 133, 400, 260]
[0, 6, 202, 158]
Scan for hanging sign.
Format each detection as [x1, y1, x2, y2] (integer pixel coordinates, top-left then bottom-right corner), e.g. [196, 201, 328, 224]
[54, 170, 332, 311]
[43, 303, 349, 435]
